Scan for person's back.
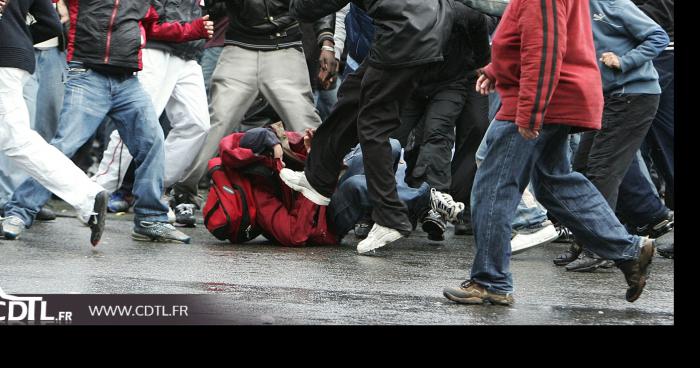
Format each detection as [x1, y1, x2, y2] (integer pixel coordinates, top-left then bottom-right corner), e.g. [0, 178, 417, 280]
[485, 0, 603, 131]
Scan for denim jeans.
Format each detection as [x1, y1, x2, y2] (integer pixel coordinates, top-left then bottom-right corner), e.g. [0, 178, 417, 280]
[476, 117, 548, 230]
[616, 153, 668, 227]
[0, 47, 66, 207]
[313, 77, 340, 122]
[470, 120, 642, 294]
[330, 139, 430, 237]
[4, 63, 169, 226]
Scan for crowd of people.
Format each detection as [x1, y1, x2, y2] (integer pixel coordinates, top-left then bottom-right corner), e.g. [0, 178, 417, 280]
[0, 0, 674, 305]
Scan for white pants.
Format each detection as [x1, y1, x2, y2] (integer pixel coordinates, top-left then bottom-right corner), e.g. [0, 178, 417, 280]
[0, 67, 103, 218]
[92, 49, 210, 192]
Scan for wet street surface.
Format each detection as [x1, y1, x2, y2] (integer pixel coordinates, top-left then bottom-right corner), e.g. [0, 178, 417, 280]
[0, 203, 674, 325]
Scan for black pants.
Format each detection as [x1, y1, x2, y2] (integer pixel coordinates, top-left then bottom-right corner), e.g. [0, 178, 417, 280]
[449, 74, 490, 206]
[573, 93, 660, 209]
[305, 61, 428, 234]
[394, 79, 469, 191]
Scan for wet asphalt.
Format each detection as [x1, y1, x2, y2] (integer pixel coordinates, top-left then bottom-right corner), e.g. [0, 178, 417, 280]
[0, 201, 674, 325]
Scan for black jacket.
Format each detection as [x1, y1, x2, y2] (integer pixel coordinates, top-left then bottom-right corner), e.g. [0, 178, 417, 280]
[0, 0, 62, 74]
[290, 0, 455, 68]
[632, 0, 673, 43]
[146, 0, 205, 61]
[415, 2, 491, 96]
[212, 0, 334, 51]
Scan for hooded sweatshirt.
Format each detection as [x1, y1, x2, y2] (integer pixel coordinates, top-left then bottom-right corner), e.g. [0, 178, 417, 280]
[590, 0, 669, 95]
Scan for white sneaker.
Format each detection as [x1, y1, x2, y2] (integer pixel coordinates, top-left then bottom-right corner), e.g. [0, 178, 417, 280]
[1, 216, 26, 240]
[357, 223, 404, 254]
[511, 221, 559, 255]
[430, 188, 465, 223]
[279, 168, 330, 206]
[167, 207, 176, 224]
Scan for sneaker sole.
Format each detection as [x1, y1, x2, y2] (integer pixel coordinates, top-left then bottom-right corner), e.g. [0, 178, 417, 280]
[566, 261, 606, 272]
[279, 169, 330, 206]
[90, 191, 109, 247]
[131, 232, 191, 244]
[2, 232, 20, 240]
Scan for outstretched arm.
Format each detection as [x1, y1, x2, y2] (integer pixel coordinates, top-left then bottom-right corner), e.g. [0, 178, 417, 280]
[142, 5, 213, 43]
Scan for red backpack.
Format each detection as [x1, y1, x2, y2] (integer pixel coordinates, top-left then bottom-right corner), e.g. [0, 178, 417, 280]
[202, 157, 261, 243]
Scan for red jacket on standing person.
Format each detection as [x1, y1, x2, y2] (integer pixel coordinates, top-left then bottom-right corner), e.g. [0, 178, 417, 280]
[482, 0, 604, 131]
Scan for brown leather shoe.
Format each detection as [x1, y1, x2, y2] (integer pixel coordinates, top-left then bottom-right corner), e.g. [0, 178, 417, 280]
[617, 238, 655, 302]
[443, 280, 514, 306]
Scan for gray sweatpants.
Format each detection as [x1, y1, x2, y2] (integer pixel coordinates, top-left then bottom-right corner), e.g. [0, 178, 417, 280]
[175, 45, 322, 197]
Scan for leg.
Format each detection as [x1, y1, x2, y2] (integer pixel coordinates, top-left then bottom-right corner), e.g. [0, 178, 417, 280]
[259, 47, 322, 132]
[356, 64, 426, 233]
[173, 46, 260, 200]
[584, 94, 660, 208]
[108, 76, 168, 224]
[646, 50, 674, 209]
[4, 66, 111, 226]
[0, 68, 104, 221]
[304, 62, 367, 197]
[162, 58, 210, 187]
[199, 46, 224, 97]
[91, 129, 132, 193]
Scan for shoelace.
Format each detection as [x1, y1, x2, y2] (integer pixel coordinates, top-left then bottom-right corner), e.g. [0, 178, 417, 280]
[175, 203, 195, 216]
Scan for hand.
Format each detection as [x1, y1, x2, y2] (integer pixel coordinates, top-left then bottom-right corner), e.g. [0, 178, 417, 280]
[272, 144, 284, 159]
[56, 0, 69, 24]
[202, 15, 214, 39]
[518, 126, 540, 140]
[600, 52, 621, 70]
[475, 71, 495, 95]
[303, 128, 315, 153]
[0, 0, 7, 13]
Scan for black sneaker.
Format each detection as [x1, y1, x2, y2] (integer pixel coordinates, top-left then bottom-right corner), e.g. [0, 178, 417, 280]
[453, 211, 473, 236]
[553, 242, 582, 266]
[354, 218, 373, 239]
[565, 249, 611, 272]
[36, 206, 57, 221]
[655, 228, 674, 259]
[618, 238, 655, 302]
[174, 203, 197, 227]
[633, 211, 674, 238]
[89, 191, 109, 246]
[421, 209, 446, 241]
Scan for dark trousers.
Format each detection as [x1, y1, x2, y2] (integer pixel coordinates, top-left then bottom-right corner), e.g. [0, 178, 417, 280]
[644, 50, 674, 209]
[449, 74, 490, 205]
[573, 93, 660, 209]
[304, 61, 428, 234]
[393, 79, 469, 191]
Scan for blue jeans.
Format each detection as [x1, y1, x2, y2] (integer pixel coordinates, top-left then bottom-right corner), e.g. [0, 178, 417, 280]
[330, 139, 430, 237]
[470, 120, 642, 294]
[476, 117, 548, 230]
[4, 63, 169, 226]
[199, 46, 223, 96]
[313, 77, 340, 122]
[616, 153, 668, 227]
[0, 47, 66, 208]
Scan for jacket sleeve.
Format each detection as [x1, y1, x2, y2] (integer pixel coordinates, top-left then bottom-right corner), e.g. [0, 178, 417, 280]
[617, 1, 669, 73]
[251, 186, 322, 247]
[515, 0, 568, 131]
[28, 0, 63, 44]
[142, 5, 207, 43]
[333, 4, 350, 60]
[313, 13, 335, 46]
[289, 0, 349, 23]
[455, 4, 492, 69]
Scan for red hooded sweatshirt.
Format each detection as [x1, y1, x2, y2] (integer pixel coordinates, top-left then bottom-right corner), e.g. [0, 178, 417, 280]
[483, 0, 603, 131]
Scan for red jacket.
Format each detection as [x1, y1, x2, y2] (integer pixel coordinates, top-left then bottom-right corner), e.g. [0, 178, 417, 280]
[483, 0, 603, 131]
[218, 133, 337, 247]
